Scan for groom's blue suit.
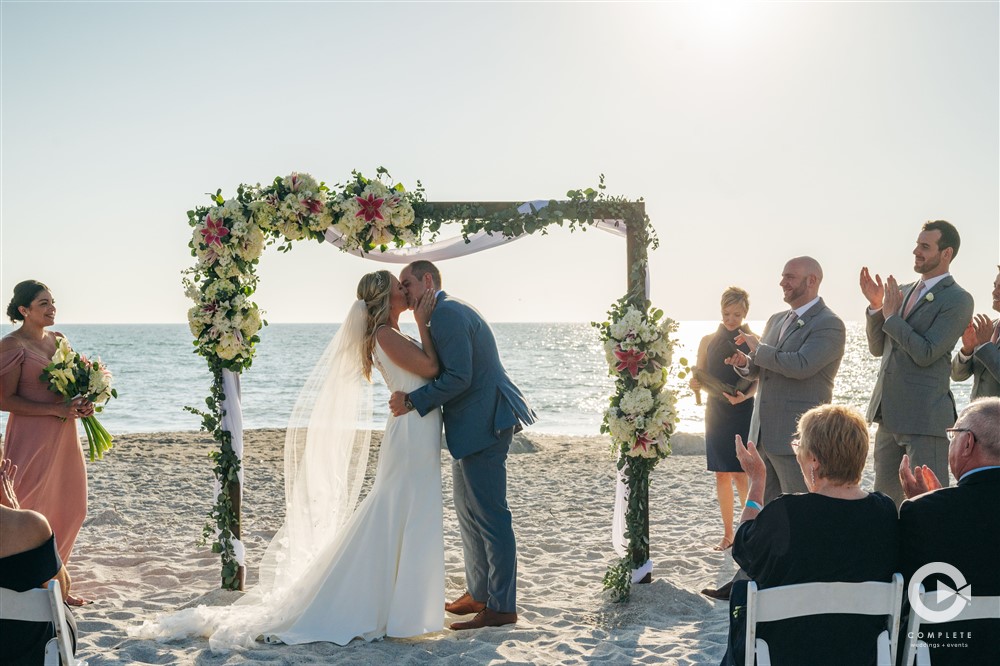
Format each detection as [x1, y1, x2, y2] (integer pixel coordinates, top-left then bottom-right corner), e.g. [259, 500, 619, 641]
[407, 292, 536, 614]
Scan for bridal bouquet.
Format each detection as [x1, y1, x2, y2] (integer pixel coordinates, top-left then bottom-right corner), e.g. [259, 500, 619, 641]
[40, 338, 118, 461]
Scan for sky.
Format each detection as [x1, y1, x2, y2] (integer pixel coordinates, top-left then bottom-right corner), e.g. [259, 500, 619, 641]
[1, 1, 997, 325]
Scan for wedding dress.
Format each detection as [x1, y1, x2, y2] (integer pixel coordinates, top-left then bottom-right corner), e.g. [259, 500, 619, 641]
[134, 302, 444, 649]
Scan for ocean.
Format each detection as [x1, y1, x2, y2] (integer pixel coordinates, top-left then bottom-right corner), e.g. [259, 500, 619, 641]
[0, 322, 975, 437]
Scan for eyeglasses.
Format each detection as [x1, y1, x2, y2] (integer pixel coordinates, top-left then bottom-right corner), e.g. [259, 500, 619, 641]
[945, 428, 975, 442]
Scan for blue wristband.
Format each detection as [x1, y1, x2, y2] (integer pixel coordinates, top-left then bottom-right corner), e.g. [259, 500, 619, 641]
[745, 500, 763, 511]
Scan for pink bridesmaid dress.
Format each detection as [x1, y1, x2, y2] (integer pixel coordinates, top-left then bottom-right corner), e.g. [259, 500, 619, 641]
[1, 341, 87, 563]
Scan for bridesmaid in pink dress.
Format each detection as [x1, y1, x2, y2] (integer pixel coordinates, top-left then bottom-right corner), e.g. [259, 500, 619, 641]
[1, 280, 92, 604]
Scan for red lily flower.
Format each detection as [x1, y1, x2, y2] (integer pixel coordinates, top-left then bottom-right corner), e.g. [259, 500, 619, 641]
[200, 214, 230, 248]
[303, 198, 325, 215]
[633, 431, 654, 454]
[614, 345, 647, 378]
[355, 193, 385, 223]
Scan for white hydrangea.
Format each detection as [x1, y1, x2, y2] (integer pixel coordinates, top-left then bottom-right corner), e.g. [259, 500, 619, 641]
[249, 200, 277, 230]
[607, 410, 636, 444]
[620, 387, 654, 416]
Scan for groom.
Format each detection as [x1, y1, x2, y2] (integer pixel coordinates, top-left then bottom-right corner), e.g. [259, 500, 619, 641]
[389, 260, 536, 630]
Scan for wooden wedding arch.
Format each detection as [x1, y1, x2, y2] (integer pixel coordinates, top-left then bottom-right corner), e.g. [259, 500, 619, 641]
[183, 172, 677, 601]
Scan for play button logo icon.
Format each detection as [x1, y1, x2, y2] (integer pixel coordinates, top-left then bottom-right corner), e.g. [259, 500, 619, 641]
[910, 562, 971, 623]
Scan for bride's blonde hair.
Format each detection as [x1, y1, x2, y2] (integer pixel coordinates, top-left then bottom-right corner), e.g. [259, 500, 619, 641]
[357, 270, 392, 380]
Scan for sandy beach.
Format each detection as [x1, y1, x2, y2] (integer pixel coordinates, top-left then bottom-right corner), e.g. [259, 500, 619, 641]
[65, 429, 878, 665]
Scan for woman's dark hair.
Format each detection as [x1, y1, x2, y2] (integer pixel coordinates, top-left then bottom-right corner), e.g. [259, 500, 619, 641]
[6, 280, 50, 324]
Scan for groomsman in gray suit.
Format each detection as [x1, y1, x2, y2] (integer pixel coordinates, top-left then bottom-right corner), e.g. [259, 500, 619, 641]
[860, 219, 974, 506]
[951, 266, 1000, 399]
[727, 256, 846, 503]
[389, 260, 536, 631]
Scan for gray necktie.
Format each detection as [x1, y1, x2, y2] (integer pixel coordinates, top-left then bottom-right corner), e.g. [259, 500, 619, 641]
[777, 311, 797, 342]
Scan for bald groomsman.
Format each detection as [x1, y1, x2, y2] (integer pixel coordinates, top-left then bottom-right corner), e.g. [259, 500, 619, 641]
[860, 219, 974, 505]
[951, 266, 1000, 399]
[727, 256, 846, 503]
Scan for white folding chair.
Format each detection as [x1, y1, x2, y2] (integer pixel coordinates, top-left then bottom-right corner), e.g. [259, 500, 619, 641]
[744, 573, 904, 666]
[901, 585, 1000, 666]
[0, 579, 86, 665]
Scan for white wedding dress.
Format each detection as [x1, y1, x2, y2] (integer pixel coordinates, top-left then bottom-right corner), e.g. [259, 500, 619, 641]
[134, 309, 444, 650]
[267, 342, 445, 645]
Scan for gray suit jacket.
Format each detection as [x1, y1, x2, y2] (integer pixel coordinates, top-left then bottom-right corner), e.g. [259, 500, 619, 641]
[950, 318, 1000, 399]
[744, 298, 846, 455]
[865, 276, 974, 435]
[408, 292, 537, 459]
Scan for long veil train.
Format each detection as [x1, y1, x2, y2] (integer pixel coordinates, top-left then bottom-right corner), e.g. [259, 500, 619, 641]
[133, 300, 374, 650]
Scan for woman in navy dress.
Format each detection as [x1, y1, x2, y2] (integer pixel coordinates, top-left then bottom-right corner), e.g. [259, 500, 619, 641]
[689, 287, 756, 550]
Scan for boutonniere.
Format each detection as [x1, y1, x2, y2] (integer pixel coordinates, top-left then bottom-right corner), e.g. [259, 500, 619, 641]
[924, 292, 934, 303]
[796, 319, 805, 328]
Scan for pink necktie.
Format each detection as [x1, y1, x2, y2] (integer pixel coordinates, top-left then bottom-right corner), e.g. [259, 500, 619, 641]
[991, 322, 1000, 345]
[903, 281, 925, 318]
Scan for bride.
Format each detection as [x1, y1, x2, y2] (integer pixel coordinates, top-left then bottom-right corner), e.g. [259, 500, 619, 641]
[135, 270, 445, 649]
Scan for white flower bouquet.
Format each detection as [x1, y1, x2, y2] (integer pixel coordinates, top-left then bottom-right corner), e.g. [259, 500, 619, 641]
[40, 338, 118, 461]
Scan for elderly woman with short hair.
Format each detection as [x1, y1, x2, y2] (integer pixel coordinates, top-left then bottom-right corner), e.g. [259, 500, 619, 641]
[721, 404, 899, 666]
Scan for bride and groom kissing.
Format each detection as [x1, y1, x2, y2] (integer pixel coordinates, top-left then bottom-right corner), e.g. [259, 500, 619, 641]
[138, 260, 536, 649]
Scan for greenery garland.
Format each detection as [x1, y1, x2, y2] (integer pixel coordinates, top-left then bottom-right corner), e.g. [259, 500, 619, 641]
[182, 169, 674, 592]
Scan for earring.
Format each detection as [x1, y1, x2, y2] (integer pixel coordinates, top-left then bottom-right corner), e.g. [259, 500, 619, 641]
[811, 467, 816, 487]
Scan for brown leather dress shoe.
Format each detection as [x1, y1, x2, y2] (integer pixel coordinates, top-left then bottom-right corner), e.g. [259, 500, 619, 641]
[450, 608, 518, 631]
[700, 580, 734, 601]
[445, 592, 486, 615]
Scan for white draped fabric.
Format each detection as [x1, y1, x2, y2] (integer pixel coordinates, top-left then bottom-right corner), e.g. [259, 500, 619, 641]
[219, 369, 246, 567]
[217, 199, 647, 577]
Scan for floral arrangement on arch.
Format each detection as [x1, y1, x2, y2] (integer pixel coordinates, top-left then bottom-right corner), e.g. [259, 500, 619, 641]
[184, 169, 422, 371]
[593, 299, 679, 602]
[595, 302, 679, 460]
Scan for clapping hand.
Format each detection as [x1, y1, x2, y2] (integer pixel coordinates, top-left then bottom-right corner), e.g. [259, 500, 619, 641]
[0, 458, 19, 509]
[734, 435, 766, 487]
[882, 275, 904, 317]
[899, 454, 942, 499]
[972, 313, 995, 346]
[734, 330, 759, 353]
[860, 267, 884, 310]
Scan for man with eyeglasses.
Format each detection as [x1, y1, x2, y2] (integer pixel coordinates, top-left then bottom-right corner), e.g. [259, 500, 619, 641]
[898, 397, 1000, 666]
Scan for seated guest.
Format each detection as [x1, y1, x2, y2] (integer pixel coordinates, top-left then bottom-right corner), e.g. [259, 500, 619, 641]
[950, 266, 1000, 398]
[721, 405, 899, 666]
[0, 457, 79, 666]
[898, 397, 1000, 666]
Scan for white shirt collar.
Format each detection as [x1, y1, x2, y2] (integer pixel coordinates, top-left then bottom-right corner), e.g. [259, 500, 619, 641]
[917, 273, 949, 291]
[791, 296, 821, 317]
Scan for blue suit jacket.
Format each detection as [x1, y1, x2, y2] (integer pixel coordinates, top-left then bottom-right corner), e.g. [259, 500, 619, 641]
[407, 292, 536, 459]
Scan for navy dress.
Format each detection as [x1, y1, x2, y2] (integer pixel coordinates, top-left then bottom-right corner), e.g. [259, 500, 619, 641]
[704, 325, 754, 472]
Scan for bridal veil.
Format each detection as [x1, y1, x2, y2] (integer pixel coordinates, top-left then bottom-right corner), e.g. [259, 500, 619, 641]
[133, 300, 374, 650]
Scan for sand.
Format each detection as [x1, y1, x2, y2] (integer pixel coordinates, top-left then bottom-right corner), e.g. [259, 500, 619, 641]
[66, 429, 756, 665]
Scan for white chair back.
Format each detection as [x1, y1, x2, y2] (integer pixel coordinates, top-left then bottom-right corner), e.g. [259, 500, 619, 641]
[744, 573, 904, 666]
[900, 585, 1000, 666]
[0, 580, 85, 665]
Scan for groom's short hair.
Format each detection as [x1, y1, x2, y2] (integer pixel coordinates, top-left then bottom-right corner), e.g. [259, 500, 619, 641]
[409, 260, 442, 289]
